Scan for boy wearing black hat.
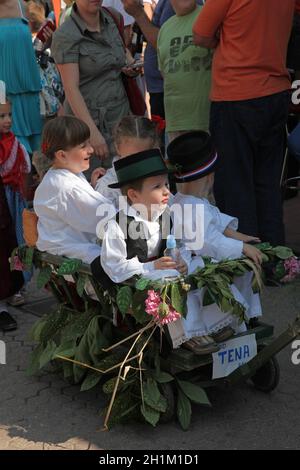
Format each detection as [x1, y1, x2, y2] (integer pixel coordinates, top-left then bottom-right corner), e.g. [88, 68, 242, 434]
[100, 148, 187, 283]
[167, 131, 263, 337]
[100, 148, 223, 354]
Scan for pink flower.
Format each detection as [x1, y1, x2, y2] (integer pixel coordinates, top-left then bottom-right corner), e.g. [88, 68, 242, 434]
[282, 257, 300, 283]
[145, 290, 181, 326]
[145, 290, 160, 313]
[162, 307, 181, 325]
[12, 255, 24, 271]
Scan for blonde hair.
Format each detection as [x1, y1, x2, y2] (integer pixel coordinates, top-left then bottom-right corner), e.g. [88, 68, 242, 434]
[26, 0, 46, 33]
[113, 116, 160, 149]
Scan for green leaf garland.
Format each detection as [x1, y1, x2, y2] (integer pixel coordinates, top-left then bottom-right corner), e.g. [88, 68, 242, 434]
[57, 258, 82, 275]
[37, 265, 52, 289]
[116, 286, 133, 317]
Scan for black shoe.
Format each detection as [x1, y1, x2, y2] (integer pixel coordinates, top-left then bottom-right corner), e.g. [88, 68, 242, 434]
[0, 311, 17, 331]
[248, 317, 260, 329]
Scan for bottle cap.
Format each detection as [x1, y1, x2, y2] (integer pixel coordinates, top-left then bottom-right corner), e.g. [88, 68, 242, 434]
[166, 234, 176, 249]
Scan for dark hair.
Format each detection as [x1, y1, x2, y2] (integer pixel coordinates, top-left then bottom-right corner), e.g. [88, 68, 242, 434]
[120, 178, 145, 199]
[113, 116, 160, 149]
[42, 116, 90, 160]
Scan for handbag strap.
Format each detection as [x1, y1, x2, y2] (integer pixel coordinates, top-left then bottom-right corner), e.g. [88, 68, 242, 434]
[102, 6, 126, 49]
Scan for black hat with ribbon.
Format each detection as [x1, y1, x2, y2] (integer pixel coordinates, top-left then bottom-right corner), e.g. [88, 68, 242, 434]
[108, 148, 169, 188]
[166, 131, 218, 183]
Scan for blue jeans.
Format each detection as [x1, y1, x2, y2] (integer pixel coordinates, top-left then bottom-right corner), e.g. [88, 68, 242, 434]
[210, 91, 289, 246]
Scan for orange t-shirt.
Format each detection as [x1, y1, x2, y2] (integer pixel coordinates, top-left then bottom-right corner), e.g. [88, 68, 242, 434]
[193, 0, 295, 101]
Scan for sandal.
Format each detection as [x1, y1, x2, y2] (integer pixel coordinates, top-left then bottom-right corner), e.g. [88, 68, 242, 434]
[183, 336, 219, 355]
[211, 326, 234, 343]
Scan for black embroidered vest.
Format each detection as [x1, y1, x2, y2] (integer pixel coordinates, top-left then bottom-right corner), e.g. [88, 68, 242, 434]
[116, 210, 172, 262]
[91, 210, 172, 291]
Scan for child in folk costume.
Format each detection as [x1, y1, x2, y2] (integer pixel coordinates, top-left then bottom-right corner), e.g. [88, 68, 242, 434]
[0, 174, 23, 330]
[99, 149, 185, 282]
[0, 100, 31, 305]
[33, 116, 115, 265]
[100, 149, 235, 354]
[93, 116, 161, 208]
[167, 131, 263, 345]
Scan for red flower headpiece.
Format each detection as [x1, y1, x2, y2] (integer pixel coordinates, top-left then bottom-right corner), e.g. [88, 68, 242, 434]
[151, 114, 166, 132]
[41, 141, 49, 154]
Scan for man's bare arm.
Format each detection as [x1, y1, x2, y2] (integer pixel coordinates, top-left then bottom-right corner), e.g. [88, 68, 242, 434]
[121, 0, 159, 49]
[193, 32, 219, 49]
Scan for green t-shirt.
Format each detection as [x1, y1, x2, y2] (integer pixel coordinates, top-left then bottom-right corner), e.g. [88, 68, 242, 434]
[157, 6, 212, 132]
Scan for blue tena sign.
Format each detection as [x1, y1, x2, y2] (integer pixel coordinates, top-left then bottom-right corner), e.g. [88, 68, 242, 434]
[218, 344, 251, 365]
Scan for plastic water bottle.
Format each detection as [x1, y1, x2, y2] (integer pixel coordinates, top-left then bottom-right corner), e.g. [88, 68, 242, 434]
[164, 235, 182, 263]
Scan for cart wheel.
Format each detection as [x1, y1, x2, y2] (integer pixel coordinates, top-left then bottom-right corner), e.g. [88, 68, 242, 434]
[159, 383, 175, 423]
[250, 355, 280, 393]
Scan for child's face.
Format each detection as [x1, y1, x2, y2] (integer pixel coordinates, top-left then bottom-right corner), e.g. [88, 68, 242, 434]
[55, 139, 94, 174]
[128, 174, 170, 219]
[116, 137, 155, 159]
[0, 103, 12, 134]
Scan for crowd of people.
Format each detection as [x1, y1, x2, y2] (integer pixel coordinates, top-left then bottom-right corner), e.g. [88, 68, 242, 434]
[0, 0, 299, 352]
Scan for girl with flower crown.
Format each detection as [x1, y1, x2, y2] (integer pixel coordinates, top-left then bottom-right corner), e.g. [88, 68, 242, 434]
[93, 115, 161, 209]
[33, 115, 116, 265]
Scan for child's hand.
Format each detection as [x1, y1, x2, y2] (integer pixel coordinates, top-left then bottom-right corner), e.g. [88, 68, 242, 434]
[154, 256, 177, 270]
[240, 234, 261, 243]
[91, 167, 106, 188]
[243, 243, 263, 266]
[176, 260, 188, 275]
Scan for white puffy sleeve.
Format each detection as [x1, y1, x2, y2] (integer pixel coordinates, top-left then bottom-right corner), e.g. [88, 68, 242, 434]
[58, 186, 116, 235]
[201, 205, 243, 260]
[213, 205, 239, 232]
[94, 169, 121, 209]
[100, 220, 156, 283]
[172, 197, 243, 261]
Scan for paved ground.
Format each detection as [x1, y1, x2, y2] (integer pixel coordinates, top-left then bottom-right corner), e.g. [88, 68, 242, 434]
[0, 195, 300, 450]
